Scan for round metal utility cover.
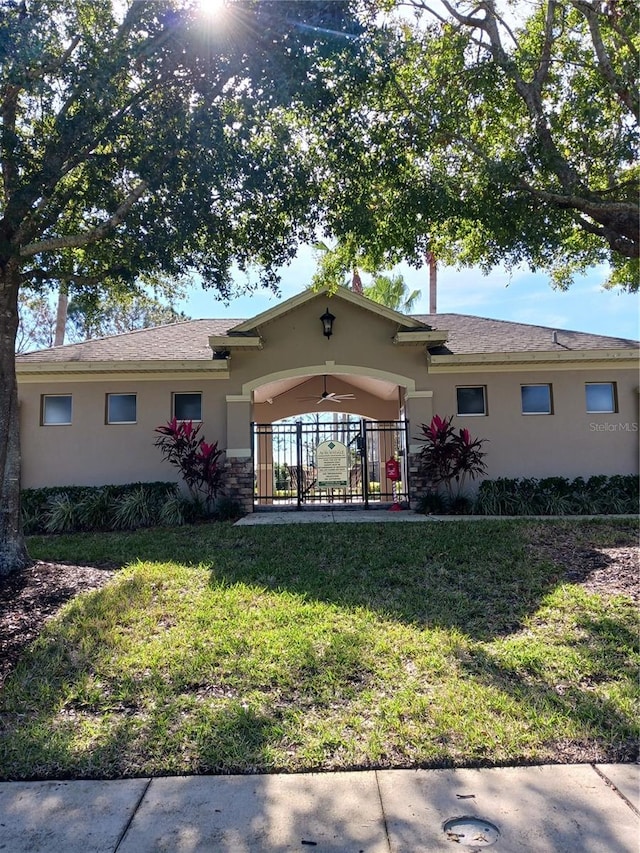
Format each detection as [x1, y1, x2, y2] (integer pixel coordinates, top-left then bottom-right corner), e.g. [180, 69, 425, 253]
[443, 816, 500, 847]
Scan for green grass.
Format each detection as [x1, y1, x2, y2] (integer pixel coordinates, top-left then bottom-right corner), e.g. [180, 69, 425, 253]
[1, 518, 637, 779]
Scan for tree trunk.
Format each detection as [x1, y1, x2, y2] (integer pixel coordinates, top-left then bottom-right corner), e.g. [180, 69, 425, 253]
[54, 284, 68, 346]
[0, 259, 31, 575]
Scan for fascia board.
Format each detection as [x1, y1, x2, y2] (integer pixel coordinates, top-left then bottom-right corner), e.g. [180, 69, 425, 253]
[393, 330, 449, 346]
[208, 334, 263, 350]
[16, 359, 228, 380]
[428, 348, 640, 373]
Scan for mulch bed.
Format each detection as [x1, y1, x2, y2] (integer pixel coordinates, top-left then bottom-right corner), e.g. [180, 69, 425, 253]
[526, 524, 639, 603]
[0, 561, 117, 689]
[0, 527, 638, 691]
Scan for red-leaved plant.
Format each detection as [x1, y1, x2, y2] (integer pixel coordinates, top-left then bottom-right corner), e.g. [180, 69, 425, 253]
[417, 414, 487, 500]
[154, 419, 223, 507]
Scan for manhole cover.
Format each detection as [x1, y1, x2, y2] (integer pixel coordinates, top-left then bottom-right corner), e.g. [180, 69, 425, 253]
[443, 816, 500, 847]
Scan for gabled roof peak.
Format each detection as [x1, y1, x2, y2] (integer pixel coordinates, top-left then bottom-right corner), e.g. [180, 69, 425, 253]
[229, 285, 429, 334]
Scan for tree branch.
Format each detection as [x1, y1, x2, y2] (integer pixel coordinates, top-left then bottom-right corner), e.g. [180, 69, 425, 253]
[533, 0, 560, 92]
[19, 270, 106, 287]
[571, 0, 639, 117]
[19, 180, 149, 257]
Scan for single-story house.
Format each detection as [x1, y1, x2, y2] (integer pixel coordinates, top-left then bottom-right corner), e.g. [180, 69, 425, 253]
[16, 285, 639, 511]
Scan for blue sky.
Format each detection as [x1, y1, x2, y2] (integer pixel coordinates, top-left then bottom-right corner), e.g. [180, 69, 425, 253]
[177, 245, 639, 341]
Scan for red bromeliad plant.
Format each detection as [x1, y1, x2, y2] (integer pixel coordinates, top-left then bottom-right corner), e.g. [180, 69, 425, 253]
[154, 419, 224, 507]
[417, 414, 487, 500]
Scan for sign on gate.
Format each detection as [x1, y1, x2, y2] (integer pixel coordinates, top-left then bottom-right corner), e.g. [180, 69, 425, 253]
[316, 439, 348, 488]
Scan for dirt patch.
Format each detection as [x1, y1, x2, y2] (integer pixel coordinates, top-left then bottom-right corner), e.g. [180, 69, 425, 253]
[0, 561, 117, 689]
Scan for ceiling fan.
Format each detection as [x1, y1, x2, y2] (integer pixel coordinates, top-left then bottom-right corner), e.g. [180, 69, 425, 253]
[298, 375, 356, 405]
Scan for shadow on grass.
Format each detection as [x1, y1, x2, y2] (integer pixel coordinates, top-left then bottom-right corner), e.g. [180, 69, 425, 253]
[26, 518, 638, 641]
[0, 695, 283, 780]
[457, 608, 639, 764]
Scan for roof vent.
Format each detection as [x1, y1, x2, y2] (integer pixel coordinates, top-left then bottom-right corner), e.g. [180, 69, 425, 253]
[552, 331, 558, 345]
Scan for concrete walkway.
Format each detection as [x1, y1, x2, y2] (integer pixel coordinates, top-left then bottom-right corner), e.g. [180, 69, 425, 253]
[235, 510, 637, 525]
[0, 764, 637, 852]
[236, 509, 436, 525]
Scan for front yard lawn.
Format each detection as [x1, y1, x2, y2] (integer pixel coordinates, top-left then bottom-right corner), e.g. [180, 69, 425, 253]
[0, 518, 637, 779]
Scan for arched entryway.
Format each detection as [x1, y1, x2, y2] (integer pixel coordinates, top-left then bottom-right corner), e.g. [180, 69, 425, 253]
[245, 367, 414, 510]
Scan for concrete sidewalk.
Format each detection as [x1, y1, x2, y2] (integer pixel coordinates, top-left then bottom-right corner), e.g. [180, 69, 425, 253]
[0, 764, 637, 852]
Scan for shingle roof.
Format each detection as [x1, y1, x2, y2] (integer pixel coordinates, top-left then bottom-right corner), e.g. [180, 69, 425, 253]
[17, 319, 240, 363]
[16, 312, 638, 364]
[412, 313, 638, 355]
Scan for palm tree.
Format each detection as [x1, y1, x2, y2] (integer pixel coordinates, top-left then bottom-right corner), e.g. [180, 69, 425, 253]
[311, 241, 421, 312]
[363, 273, 421, 313]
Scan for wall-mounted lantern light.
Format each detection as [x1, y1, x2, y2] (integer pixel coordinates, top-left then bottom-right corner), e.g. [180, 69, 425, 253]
[320, 307, 335, 339]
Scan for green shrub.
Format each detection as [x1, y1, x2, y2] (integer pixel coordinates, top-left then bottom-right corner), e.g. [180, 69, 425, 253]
[415, 492, 449, 515]
[112, 486, 157, 530]
[76, 489, 117, 531]
[22, 482, 178, 533]
[158, 493, 187, 527]
[44, 493, 77, 533]
[415, 491, 472, 515]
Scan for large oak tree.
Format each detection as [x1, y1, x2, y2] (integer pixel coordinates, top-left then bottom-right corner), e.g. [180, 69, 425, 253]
[0, 0, 361, 574]
[312, 0, 639, 289]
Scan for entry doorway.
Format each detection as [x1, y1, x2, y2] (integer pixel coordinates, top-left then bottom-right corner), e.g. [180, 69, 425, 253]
[252, 417, 409, 509]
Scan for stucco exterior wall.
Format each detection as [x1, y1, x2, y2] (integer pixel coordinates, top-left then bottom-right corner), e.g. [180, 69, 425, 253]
[18, 377, 229, 488]
[423, 367, 639, 479]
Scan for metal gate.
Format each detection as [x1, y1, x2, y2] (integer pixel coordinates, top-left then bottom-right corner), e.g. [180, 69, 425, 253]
[252, 419, 409, 509]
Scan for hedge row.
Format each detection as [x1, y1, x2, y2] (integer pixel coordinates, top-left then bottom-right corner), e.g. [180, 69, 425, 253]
[416, 475, 638, 516]
[474, 475, 639, 516]
[21, 482, 242, 534]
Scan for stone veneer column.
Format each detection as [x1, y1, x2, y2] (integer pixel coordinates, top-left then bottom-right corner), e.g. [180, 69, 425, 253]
[403, 390, 433, 508]
[222, 456, 254, 514]
[224, 395, 254, 514]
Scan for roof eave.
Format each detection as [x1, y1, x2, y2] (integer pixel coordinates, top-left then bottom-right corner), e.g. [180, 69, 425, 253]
[16, 359, 229, 380]
[428, 348, 640, 373]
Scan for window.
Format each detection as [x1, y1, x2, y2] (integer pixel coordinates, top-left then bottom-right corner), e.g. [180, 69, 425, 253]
[42, 395, 72, 425]
[521, 384, 553, 415]
[107, 393, 137, 424]
[586, 382, 616, 413]
[456, 386, 486, 416]
[173, 392, 202, 421]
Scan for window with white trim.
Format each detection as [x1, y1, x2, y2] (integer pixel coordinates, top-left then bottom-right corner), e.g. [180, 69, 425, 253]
[456, 386, 486, 416]
[106, 393, 137, 424]
[585, 382, 616, 413]
[173, 392, 202, 421]
[42, 394, 72, 425]
[521, 384, 553, 415]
